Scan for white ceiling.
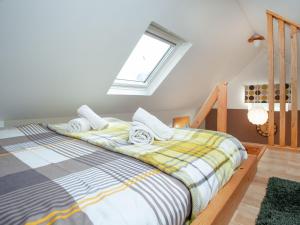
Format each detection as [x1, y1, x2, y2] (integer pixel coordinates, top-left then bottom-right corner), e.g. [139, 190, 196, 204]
[2, 0, 292, 121]
[237, 0, 300, 37]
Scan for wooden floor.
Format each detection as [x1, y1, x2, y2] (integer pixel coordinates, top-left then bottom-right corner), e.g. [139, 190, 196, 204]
[229, 148, 300, 225]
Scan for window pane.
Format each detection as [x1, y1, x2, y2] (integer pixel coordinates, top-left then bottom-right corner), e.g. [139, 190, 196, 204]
[116, 34, 172, 83]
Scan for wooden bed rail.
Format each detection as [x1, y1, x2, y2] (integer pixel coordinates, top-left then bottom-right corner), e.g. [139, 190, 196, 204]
[267, 10, 299, 149]
[191, 82, 227, 132]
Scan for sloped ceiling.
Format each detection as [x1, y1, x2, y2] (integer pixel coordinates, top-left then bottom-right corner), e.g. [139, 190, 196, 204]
[237, 0, 300, 66]
[237, 0, 300, 37]
[0, 0, 258, 121]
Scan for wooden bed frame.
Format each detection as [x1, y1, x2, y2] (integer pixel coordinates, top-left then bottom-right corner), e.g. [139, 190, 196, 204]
[191, 154, 258, 225]
[190, 82, 263, 225]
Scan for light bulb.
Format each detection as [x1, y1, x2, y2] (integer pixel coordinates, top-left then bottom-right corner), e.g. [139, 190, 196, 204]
[247, 105, 268, 125]
[253, 39, 261, 48]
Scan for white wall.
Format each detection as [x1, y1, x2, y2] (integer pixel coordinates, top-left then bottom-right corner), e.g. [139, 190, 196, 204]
[228, 47, 300, 109]
[237, 0, 300, 38]
[0, 0, 257, 122]
[228, 48, 268, 109]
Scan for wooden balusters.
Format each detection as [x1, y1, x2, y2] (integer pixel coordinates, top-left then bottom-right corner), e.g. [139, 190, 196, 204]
[290, 25, 298, 148]
[278, 20, 286, 146]
[267, 13, 275, 146]
[267, 10, 299, 149]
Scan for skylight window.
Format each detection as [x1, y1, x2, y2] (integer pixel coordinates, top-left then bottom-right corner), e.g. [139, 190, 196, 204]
[108, 23, 192, 96]
[116, 33, 174, 83]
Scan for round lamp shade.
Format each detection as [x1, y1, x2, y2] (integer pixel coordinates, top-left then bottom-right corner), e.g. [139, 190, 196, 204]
[247, 106, 268, 125]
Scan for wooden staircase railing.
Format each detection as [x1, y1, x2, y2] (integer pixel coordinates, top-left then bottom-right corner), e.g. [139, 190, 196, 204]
[267, 10, 299, 149]
[191, 82, 227, 132]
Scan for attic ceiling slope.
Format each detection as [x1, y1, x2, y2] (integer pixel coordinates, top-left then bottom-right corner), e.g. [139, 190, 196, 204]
[0, 0, 257, 120]
[237, 0, 300, 37]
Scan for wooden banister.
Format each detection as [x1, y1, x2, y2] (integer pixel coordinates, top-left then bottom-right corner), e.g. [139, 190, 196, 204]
[191, 86, 218, 128]
[217, 82, 228, 132]
[267, 10, 300, 29]
[267, 10, 299, 149]
[191, 82, 228, 132]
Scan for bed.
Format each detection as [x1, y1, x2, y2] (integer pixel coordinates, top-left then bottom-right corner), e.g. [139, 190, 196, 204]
[0, 118, 248, 225]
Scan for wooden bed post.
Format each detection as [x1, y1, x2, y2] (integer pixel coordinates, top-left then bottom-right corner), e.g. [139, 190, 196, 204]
[191, 82, 227, 132]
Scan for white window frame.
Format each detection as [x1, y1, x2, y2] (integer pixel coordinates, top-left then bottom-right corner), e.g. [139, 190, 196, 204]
[107, 23, 192, 96]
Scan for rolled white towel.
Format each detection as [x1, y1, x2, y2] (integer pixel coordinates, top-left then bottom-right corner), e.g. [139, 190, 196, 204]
[67, 118, 91, 133]
[129, 122, 154, 145]
[77, 105, 108, 130]
[132, 108, 174, 140]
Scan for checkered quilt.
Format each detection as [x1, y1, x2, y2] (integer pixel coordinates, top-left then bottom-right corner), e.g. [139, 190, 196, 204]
[0, 124, 191, 225]
[49, 119, 247, 220]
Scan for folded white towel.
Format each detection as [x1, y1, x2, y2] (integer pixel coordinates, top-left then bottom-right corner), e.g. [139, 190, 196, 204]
[77, 105, 108, 130]
[67, 118, 91, 133]
[129, 122, 154, 145]
[132, 108, 174, 140]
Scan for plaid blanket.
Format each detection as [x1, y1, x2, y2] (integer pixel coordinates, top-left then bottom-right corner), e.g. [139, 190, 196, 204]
[49, 118, 247, 220]
[0, 124, 191, 225]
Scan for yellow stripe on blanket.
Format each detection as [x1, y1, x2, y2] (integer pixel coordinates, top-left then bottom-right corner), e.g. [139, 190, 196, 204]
[25, 169, 160, 225]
